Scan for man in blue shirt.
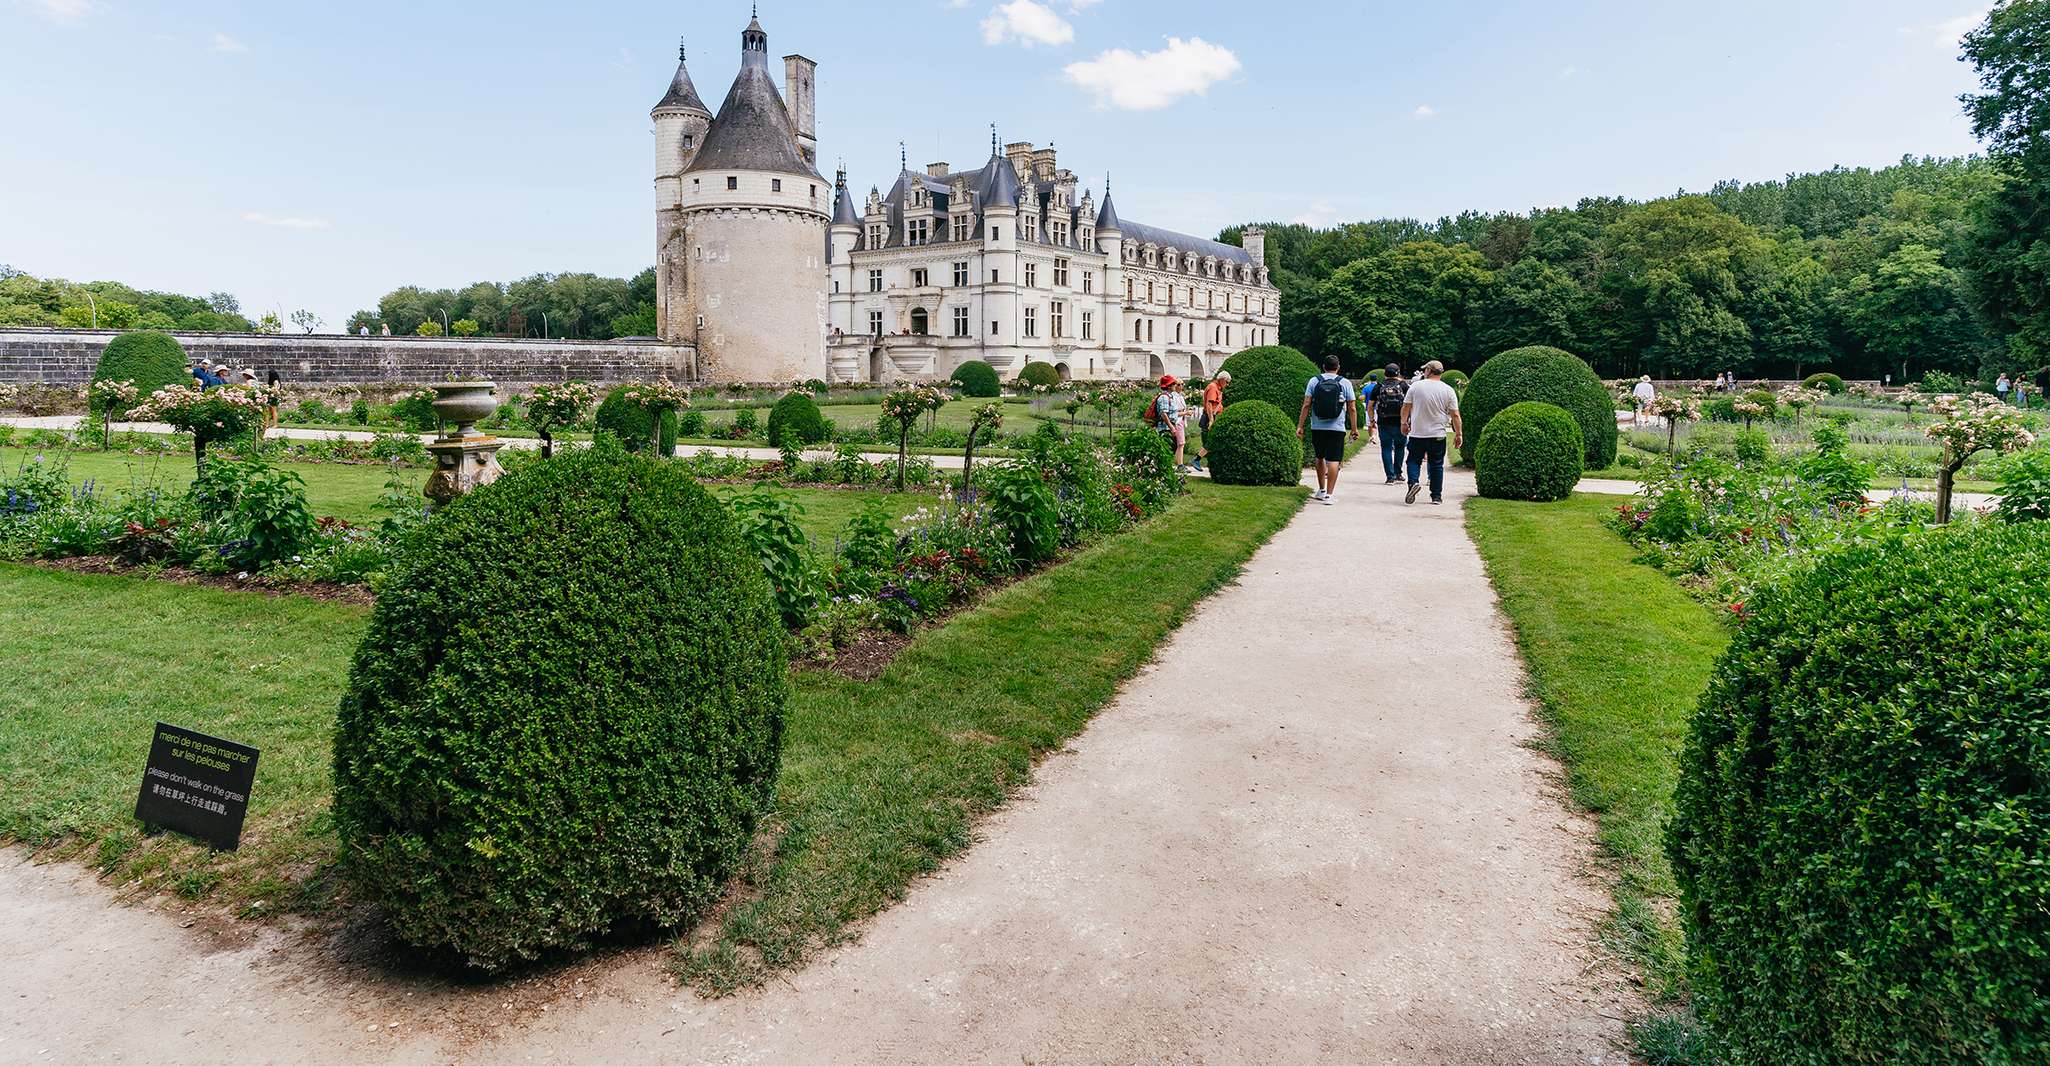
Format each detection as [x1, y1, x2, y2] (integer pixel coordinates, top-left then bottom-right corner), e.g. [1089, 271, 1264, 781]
[1296, 355, 1358, 505]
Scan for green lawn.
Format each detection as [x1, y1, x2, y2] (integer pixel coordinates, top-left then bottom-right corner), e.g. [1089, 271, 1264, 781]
[1465, 494, 1727, 1005]
[0, 479, 1304, 987]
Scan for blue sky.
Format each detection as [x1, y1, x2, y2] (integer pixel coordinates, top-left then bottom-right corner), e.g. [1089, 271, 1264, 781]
[0, 0, 1993, 328]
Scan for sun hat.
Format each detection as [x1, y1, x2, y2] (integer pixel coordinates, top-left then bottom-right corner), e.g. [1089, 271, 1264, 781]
[1159, 375, 1178, 388]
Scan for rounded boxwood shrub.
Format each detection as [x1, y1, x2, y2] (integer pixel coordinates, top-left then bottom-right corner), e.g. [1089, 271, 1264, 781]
[93, 330, 189, 402]
[1802, 371, 1846, 394]
[1473, 401, 1583, 501]
[1219, 344, 1321, 417]
[1205, 399, 1303, 486]
[950, 359, 1000, 398]
[1018, 361, 1062, 389]
[765, 392, 829, 446]
[1440, 369, 1468, 389]
[1461, 346, 1616, 469]
[594, 386, 678, 455]
[1670, 522, 2050, 1061]
[332, 445, 786, 972]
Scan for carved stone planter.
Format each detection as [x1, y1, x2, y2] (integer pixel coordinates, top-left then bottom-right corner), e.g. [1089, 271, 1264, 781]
[429, 380, 499, 438]
[423, 381, 505, 508]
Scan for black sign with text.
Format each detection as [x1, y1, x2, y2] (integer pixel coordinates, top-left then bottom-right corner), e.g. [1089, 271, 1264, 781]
[133, 722, 260, 851]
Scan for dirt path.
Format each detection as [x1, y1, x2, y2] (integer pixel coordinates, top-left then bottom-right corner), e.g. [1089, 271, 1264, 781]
[3, 470, 1635, 1064]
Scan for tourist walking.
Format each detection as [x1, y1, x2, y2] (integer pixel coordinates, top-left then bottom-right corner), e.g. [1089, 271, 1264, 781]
[1997, 373, 2012, 403]
[1632, 375, 1656, 427]
[1296, 355, 1358, 504]
[1149, 375, 1192, 473]
[1372, 363, 1408, 484]
[1196, 371, 1228, 473]
[1713, 372, 1727, 393]
[1403, 361, 1463, 506]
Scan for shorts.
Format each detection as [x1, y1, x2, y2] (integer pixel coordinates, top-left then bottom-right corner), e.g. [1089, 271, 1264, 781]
[1199, 410, 1214, 432]
[1310, 428, 1346, 463]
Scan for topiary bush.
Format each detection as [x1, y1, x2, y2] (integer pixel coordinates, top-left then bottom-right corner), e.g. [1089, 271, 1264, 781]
[765, 392, 830, 446]
[1670, 521, 2050, 1062]
[1018, 361, 1062, 389]
[950, 360, 1000, 398]
[1218, 344, 1321, 418]
[594, 386, 678, 455]
[1473, 401, 1583, 502]
[1802, 371, 1846, 394]
[332, 445, 786, 972]
[1440, 369, 1468, 389]
[1462, 346, 1617, 469]
[93, 330, 189, 401]
[1205, 399, 1303, 486]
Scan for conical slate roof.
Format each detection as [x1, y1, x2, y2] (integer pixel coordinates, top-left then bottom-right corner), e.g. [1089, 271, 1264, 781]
[685, 62, 819, 178]
[1094, 186, 1121, 230]
[833, 177, 859, 225]
[652, 43, 710, 115]
[980, 150, 1021, 211]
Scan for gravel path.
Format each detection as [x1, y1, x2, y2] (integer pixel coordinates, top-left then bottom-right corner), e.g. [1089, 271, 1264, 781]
[3, 469, 1634, 1065]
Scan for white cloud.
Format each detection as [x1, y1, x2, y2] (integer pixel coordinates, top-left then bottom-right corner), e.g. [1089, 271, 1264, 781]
[1901, 6, 1990, 48]
[22, 0, 96, 22]
[242, 212, 332, 231]
[1412, 104, 1438, 120]
[1292, 201, 1343, 227]
[1062, 37, 1241, 111]
[1559, 65, 1579, 79]
[981, 0, 1074, 47]
[211, 32, 248, 53]
[1067, 0, 1102, 8]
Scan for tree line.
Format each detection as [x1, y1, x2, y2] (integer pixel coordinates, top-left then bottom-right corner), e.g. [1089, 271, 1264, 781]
[1224, 2, 2050, 384]
[0, 267, 258, 333]
[345, 269, 658, 341]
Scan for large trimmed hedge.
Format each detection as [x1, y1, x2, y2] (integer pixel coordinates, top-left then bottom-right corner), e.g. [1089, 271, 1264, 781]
[1802, 371, 1846, 394]
[332, 445, 787, 971]
[1474, 401, 1583, 501]
[1205, 399, 1302, 486]
[594, 386, 678, 455]
[93, 330, 189, 403]
[765, 392, 830, 446]
[1670, 522, 2050, 1061]
[1219, 345, 1320, 419]
[950, 359, 1000, 398]
[1461, 346, 1617, 469]
[1018, 361, 1062, 389]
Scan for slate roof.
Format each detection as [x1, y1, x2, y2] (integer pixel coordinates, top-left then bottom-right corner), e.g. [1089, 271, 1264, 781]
[652, 48, 710, 115]
[1118, 219, 1257, 268]
[832, 179, 859, 225]
[685, 62, 819, 178]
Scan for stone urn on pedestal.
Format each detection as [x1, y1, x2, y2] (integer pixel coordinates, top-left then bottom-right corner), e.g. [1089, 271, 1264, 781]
[423, 381, 506, 508]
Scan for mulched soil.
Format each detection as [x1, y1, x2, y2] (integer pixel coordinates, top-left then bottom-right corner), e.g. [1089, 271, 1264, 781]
[23, 555, 375, 606]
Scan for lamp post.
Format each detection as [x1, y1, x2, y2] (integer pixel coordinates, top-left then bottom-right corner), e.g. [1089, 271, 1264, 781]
[540, 310, 549, 339]
[83, 290, 96, 328]
[439, 308, 450, 336]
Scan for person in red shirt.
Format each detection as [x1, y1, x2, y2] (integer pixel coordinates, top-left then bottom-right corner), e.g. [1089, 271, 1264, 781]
[1195, 371, 1229, 472]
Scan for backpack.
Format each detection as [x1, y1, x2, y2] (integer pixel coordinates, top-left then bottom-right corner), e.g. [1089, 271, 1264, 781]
[1310, 375, 1347, 421]
[1375, 378, 1409, 422]
[1143, 392, 1165, 426]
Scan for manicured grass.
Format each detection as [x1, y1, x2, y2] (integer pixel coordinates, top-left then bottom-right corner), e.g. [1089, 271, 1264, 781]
[0, 479, 1304, 987]
[676, 479, 1305, 991]
[1464, 494, 1727, 1002]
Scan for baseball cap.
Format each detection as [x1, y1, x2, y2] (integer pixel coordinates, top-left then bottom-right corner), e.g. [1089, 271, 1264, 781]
[1422, 360, 1445, 374]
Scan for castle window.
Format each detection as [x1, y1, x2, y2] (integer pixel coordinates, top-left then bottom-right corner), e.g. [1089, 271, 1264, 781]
[952, 216, 970, 242]
[1175, 323, 1182, 344]
[991, 320, 1000, 335]
[868, 311, 883, 334]
[1053, 221, 1068, 246]
[1050, 301, 1064, 338]
[1133, 320, 1142, 342]
[1024, 306, 1038, 338]
[990, 269, 1000, 284]
[1146, 281, 1155, 303]
[1023, 214, 1037, 241]
[1081, 310, 1092, 340]
[772, 179, 782, 192]
[912, 268, 929, 287]
[1081, 226, 1092, 247]
[867, 224, 885, 248]
[952, 261, 968, 286]
[1147, 320, 1155, 342]
[907, 219, 929, 245]
[810, 184, 817, 198]
[868, 269, 883, 293]
[1082, 270, 1093, 294]
[952, 306, 969, 337]
[992, 226, 1001, 240]
[727, 176, 738, 190]
[1024, 262, 1037, 288]
[1053, 258, 1069, 287]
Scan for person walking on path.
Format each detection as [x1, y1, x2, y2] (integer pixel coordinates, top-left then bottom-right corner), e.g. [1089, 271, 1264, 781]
[1998, 373, 2013, 404]
[1403, 360, 1463, 506]
[1196, 371, 1228, 473]
[1631, 375, 1656, 427]
[1149, 375, 1193, 474]
[1371, 363, 1408, 484]
[1296, 355, 1358, 504]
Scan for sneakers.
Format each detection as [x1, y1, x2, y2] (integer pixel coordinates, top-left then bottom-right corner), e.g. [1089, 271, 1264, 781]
[1405, 483, 1421, 505]
[1319, 493, 1335, 506]
[1431, 497, 1443, 505]
[1312, 489, 1328, 502]
[1385, 476, 1399, 485]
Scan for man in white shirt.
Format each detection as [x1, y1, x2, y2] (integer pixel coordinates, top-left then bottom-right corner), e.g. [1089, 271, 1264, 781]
[1401, 360, 1463, 506]
[1632, 375, 1656, 427]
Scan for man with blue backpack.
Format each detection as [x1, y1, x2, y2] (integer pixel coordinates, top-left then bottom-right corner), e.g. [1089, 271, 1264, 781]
[1295, 355, 1358, 504]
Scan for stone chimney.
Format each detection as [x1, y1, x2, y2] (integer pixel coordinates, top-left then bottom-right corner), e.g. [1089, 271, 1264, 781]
[926, 161, 950, 177]
[1243, 226, 1267, 267]
[1004, 141, 1034, 180]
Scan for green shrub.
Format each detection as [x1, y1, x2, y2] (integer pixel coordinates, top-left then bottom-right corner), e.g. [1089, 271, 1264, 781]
[1205, 400, 1303, 486]
[1366, 368, 1386, 382]
[1440, 369, 1468, 388]
[1462, 346, 1617, 469]
[1110, 428, 1180, 513]
[677, 410, 706, 438]
[1219, 344, 1320, 417]
[594, 386, 678, 455]
[803, 378, 830, 395]
[92, 330, 189, 401]
[1473, 401, 1583, 502]
[391, 390, 439, 431]
[1018, 361, 1062, 389]
[1995, 450, 2050, 523]
[1802, 372, 1846, 394]
[983, 462, 1060, 563]
[765, 392, 830, 447]
[731, 407, 759, 439]
[950, 360, 1001, 398]
[1670, 521, 2050, 1062]
[332, 445, 786, 972]
[1733, 429, 1771, 464]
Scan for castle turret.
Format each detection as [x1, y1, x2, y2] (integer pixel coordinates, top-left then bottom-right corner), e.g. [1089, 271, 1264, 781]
[652, 40, 712, 341]
[665, 14, 830, 383]
[1095, 178, 1127, 376]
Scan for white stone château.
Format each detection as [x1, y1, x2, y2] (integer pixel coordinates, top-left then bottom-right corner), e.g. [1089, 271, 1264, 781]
[653, 14, 1277, 384]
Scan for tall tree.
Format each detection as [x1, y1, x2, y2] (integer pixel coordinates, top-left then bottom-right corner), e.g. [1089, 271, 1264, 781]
[1961, 0, 2050, 367]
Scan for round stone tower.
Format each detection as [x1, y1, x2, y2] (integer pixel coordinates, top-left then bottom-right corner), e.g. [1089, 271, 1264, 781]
[670, 15, 829, 383]
[652, 39, 712, 343]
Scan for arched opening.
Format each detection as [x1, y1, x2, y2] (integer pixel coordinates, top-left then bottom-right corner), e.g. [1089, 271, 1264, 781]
[910, 308, 929, 336]
[869, 347, 886, 384]
[1148, 354, 1166, 379]
[1055, 362, 1071, 382]
[1190, 354, 1208, 378]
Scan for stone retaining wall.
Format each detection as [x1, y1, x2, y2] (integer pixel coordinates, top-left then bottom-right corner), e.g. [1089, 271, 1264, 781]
[0, 329, 698, 387]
